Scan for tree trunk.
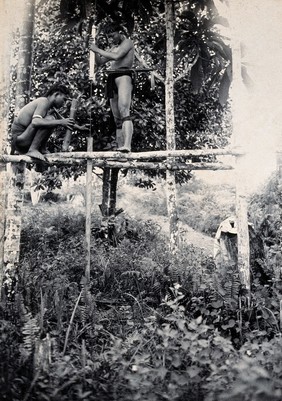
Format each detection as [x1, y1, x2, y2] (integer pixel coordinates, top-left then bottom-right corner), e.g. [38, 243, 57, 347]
[0, 2, 14, 298]
[229, 2, 250, 294]
[3, 0, 35, 294]
[165, 0, 179, 254]
[15, 0, 35, 112]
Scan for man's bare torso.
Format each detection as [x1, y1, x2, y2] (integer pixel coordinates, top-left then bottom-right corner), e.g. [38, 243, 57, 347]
[16, 97, 50, 127]
[110, 39, 134, 70]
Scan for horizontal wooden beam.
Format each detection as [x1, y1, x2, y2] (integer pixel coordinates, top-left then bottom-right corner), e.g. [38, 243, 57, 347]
[0, 154, 234, 170]
[51, 148, 243, 159]
[0, 147, 243, 165]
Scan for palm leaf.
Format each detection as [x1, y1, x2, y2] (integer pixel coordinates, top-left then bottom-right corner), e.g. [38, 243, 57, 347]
[191, 56, 204, 94]
[206, 34, 232, 60]
[206, 65, 222, 91]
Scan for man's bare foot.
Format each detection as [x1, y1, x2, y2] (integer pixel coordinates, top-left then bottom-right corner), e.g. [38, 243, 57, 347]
[41, 149, 51, 155]
[26, 150, 48, 162]
[103, 141, 118, 150]
[117, 146, 131, 153]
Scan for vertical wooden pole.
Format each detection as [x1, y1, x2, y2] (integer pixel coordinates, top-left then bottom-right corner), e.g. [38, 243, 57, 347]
[101, 168, 111, 217]
[109, 168, 119, 216]
[165, 0, 179, 254]
[89, 25, 96, 84]
[230, 2, 250, 293]
[85, 137, 93, 283]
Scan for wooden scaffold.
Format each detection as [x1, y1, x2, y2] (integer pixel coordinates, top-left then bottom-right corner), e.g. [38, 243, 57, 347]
[0, 0, 251, 299]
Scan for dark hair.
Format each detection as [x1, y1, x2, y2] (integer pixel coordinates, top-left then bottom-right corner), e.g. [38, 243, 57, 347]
[104, 22, 127, 35]
[44, 84, 70, 97]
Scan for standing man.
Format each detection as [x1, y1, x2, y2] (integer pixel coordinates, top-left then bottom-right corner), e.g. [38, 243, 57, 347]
[11, 84, 75, 162]
[90, 23, 134, 153]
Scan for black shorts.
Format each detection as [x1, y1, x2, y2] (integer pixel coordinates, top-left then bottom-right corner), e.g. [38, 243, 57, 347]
[106, 70, 134, 99]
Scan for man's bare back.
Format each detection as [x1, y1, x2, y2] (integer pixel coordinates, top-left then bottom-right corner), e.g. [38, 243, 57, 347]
[16, 97, 50, 127]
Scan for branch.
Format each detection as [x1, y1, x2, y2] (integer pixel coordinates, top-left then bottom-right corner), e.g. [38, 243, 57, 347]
[134, 51, 165, 83]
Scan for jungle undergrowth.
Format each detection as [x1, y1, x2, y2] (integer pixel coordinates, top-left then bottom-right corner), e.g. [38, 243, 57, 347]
[0, 201, 282, 401]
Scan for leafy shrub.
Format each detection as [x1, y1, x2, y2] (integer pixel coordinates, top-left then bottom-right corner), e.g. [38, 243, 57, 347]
[1, 201, 282, 401]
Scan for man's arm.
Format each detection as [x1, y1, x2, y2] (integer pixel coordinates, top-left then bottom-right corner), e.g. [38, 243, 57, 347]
[31, 99, 74, 130]
[90, 39, 133, 61]
[95, 53, 109, 66]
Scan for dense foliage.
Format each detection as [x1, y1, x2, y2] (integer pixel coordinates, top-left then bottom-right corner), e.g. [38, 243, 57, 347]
[1, 171, 282, 400]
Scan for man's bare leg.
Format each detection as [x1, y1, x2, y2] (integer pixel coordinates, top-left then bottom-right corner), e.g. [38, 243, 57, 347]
[120, 119, 133, 152]
[114, 75, 133, 152]
[26, 115, 55, 161]
[110, 97, 124, 149]
[26, 128, 53, 161]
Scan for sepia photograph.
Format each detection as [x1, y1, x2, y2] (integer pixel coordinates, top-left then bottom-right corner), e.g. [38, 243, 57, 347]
[0, 0, 282, 400]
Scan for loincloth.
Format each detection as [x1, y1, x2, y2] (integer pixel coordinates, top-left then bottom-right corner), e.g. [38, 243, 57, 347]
[11, 120, 29, 154]
[105, 69, 135, 99]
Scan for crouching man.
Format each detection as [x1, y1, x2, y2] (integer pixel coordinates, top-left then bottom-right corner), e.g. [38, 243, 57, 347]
[11, 84, 75, 162]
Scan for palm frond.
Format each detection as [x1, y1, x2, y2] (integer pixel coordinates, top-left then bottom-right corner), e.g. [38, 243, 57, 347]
[190, 56, 204, 94]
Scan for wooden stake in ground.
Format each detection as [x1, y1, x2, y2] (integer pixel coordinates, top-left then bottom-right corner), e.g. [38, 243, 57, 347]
[85, 137, 93, 283]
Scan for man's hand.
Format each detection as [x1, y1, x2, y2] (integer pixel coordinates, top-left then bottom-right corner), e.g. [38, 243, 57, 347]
[60, 118, 75, 130]
[74, 123, 90, 132]
[90, 41, 99, 53]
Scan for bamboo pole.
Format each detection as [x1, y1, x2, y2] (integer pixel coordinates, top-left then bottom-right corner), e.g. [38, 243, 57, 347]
[0, 155, 234, 170]
[89, 25, 96, 83]
[0, 147, 240, 160]
[62, 98, 78, 152]
[85, 137, 93, 283]
[0, 156, 234, 170]
[0, 148, 243, 162]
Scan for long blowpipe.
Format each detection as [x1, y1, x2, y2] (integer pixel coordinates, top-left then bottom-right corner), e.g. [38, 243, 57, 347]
[62, 98, 78, 152]
[89, 23, 96, 83]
